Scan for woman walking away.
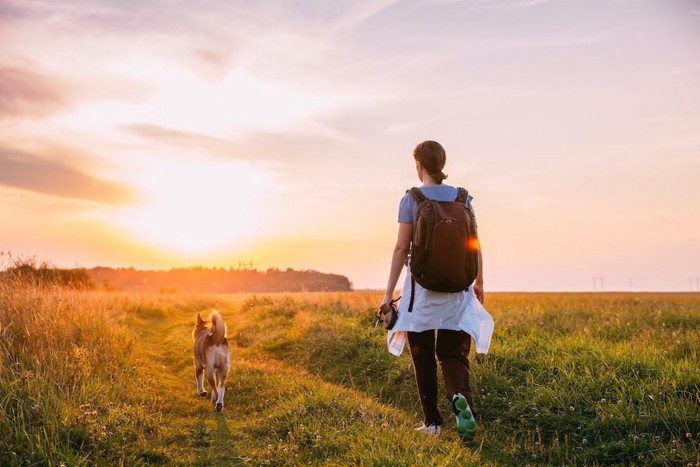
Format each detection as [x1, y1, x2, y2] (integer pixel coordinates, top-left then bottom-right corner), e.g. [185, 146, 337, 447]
[380, 140, 493, 440]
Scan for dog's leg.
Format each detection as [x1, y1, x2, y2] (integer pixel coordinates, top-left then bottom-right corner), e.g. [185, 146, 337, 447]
[216, 385, 226, 412]
[215, 364, 229, 412]
[195, 365, 208, 397]
[206, 366, 218, 406]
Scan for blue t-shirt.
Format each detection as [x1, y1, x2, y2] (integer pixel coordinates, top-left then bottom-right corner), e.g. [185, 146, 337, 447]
[398, 185, 474, 224]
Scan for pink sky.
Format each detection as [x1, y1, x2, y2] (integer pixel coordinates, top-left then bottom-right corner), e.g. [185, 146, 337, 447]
[1, 0, 699, 290]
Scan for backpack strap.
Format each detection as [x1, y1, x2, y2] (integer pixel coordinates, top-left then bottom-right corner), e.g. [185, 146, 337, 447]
[456, 187, 469, 204]
[408, 187, 427, 204]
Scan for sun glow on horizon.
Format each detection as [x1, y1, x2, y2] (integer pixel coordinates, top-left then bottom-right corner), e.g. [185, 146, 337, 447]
[108, 157, 278, 256]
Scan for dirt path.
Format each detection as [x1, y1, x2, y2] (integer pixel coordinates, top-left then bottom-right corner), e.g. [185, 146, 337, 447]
[126, 296, 485, 465]
[129, 301, 248, 465]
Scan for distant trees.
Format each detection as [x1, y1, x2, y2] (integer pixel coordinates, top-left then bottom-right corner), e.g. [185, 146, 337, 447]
[90, 266, 352, 293]
[0, 255, 353, 293]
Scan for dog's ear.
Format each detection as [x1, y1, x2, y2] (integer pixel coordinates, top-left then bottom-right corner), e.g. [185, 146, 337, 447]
[196, 313, 205, 326]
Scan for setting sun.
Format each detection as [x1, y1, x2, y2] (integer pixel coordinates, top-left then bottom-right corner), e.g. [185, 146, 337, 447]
[110, 157, 277, 255]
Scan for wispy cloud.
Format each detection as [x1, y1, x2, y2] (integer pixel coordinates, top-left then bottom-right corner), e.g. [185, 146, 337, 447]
[0, 65, 70, 118]
[322, 0, 401, 33]
[121, 123, 243, 158]
[0, 60, 153, 121]
[471, 0, 557, 11]
[485, 29, 616, 50]
[0, 146, 135, 204]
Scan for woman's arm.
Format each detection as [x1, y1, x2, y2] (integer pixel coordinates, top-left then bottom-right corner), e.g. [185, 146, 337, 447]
[474, 249, 484, 304]
[381, 222, 413, 307]
[474, 228, 484, 303]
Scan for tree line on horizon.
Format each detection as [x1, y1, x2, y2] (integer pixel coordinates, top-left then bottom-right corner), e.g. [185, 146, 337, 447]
[91, 266, 353, 293]
[0, 261, 353, 293]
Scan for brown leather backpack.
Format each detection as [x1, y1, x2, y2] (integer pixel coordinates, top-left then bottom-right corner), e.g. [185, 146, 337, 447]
[408, 187, 479, 296]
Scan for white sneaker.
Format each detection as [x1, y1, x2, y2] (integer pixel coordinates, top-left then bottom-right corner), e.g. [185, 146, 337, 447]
[414, 424, 441, 436]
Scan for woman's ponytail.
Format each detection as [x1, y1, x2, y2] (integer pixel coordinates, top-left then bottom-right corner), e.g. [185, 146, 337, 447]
[413, 140, 448, 184]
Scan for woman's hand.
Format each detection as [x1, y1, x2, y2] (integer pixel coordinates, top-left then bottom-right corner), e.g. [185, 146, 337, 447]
[380, 292, 394, 309]
[474, 281, 484, 304]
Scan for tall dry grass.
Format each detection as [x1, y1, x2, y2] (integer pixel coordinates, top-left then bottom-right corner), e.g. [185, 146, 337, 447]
[0, 277, 212, 465]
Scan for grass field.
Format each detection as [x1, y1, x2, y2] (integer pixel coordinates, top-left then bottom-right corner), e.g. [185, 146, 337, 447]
[1, 282, 698, 465]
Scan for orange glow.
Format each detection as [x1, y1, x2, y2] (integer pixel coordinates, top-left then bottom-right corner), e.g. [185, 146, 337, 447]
[109, 158, 277, 256]
[468, 237, 480, 252]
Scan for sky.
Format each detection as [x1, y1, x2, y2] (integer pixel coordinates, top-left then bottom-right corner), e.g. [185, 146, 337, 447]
[1, 0, 699, 291]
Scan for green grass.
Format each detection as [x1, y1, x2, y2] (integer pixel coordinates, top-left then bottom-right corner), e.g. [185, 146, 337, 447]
[1, 284, 698, 465]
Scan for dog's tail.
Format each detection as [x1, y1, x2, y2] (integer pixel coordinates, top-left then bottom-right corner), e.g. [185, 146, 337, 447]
[209, 310, 226, 346]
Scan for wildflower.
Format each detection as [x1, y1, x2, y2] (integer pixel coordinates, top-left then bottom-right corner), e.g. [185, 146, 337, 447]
[686, 432, 692, 439]
[582, 438, 588, 444]
[600, 398, 606, 403]
[569, 406, 575, 412]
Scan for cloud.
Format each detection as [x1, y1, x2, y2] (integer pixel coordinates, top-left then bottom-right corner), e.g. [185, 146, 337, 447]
[485, 29, 616, 50]
[471, 0, 556, 10]
[120, 122, 348, 165]
[0, 61, 153, 120]
[121, 123, 243, 157]
[0, 146, 135, 204]
[0, 65, 70, 118]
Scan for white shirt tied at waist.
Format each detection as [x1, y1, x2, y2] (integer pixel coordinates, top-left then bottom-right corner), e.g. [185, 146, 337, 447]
[387, 267, 495, 357]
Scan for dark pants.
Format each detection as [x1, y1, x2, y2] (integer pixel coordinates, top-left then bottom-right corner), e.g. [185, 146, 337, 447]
[407, 329, 476, 427]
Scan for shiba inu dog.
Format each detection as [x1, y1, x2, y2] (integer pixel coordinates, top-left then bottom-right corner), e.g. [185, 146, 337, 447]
[193, 311, 230, 411]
